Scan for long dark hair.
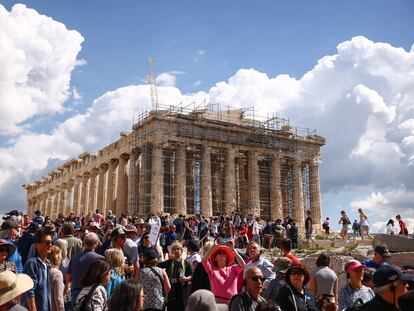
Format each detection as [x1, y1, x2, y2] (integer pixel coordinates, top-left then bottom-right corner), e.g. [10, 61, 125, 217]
[81, 259, 112, 287]
[108, 280, 143, 311]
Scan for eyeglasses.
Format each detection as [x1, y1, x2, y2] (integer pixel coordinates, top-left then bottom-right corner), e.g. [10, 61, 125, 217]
[249, 276, 265, 283]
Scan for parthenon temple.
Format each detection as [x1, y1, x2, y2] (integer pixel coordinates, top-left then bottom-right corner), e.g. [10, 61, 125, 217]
[24, 108, 325, 230]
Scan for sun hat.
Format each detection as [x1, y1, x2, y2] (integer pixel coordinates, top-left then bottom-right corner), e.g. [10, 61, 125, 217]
[273, 257, 292, 274]
[374, 245, 392, 258]
[124, 224, 137, 233]
[373, 265, 414, 288]
[0, 271, 34, 305]
[345, 260, 367, 273]
[0, 240, 16, 256]
[135, 218, 145, 225]
[210, 245, 235, 266]
[186, 289, 228, 311]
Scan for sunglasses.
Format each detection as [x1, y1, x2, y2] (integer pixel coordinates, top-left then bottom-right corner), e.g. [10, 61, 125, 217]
[290, 271, 305, 276]
[250, 276, 265, 283]
[43, 240, 53, 246]
[0, 247, 9, 253]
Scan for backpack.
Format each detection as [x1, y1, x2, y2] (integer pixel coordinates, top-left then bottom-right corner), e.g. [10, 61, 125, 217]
[322, 222, 328, 230]
[74, 284, 99, 311]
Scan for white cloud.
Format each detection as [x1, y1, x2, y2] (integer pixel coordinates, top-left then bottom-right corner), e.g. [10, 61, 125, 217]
[156, 73, 176, 87]
[0, 4, 84, 135]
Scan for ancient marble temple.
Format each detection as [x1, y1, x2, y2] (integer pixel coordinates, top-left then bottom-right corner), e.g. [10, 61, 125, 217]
[24, 109, 325, 230]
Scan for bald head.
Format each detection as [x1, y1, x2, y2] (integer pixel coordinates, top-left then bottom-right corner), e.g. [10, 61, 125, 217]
[83, 232, 100, 249]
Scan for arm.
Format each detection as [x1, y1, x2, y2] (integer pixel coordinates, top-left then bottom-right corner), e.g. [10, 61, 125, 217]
[162, 270, 171, 294]
[234, 250, 245, 268]
[203, 244, 218, 261]
[333, 278, 338, 308]
[27, 297, 37, 311]
[52, 271, 65, 311]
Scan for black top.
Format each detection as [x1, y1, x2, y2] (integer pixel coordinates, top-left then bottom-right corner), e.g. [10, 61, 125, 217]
[359, 295, 398, 311]
[190, 261, 211, 293]
[277, 285, 318, 311]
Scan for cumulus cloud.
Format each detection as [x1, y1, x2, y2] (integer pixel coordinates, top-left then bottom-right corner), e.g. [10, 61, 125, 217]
[0, 4, 84, 135]
[156, 73, 176, 87]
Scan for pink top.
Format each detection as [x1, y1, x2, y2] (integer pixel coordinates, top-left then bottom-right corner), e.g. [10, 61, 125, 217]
[202, 258, 243, 303]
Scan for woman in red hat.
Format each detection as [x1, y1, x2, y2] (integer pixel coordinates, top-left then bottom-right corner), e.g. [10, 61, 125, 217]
[202, 242, 246, 304]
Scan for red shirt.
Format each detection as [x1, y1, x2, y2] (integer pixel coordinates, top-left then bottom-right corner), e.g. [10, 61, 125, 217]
[399, 219, 409, 236]
[284, 252, 301, 265]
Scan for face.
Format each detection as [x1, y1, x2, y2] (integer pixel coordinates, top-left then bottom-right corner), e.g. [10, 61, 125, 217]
[101, 270, 112, 285]
[245, 268, 264, 297]
[350, 268, 364, 282]
[0, 245, 10, 261]
[9, 228, 20, 240]
[142, 235, 150, 247]
[172, 246, 182, 259]
[37, 235, 53, 255]
[215, 251, 228, 268]
[114, 235, 126, 248]
[373, 252, 385, 264]
[137, 225, 144, 235]
[248, 243, 261, 260]
[289, 269, 305, 289]
[136, 288, 144, 311]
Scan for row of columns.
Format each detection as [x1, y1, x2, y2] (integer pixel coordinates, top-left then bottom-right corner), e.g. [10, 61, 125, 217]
[28, 143, 322, 229]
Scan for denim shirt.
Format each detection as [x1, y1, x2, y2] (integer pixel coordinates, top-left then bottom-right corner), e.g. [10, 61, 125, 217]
[23, 256, 51, 311]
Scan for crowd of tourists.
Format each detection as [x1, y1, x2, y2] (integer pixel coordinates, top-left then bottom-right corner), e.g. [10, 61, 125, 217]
[0, 208, 413, 311]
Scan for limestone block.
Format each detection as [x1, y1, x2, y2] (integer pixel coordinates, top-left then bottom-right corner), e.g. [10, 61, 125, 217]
[333, 238, 347, 248]
[373, 234, 414, 253]
[387, 252, 414, 267]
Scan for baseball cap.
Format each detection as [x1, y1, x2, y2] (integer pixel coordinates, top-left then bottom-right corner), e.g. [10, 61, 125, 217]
[1, 220, 20, 230]
[345, 260, 367, 273]
[111, 227, 126, 238]
[374, 245, 392, 258]
[373, 265, 414, 288]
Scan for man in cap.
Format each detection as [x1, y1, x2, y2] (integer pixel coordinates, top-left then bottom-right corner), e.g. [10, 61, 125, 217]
[134, 218, 146, 244]
[61, 222, 82, 259]
[1, 220, 23, 273]
[362, 245, 391, 270]
[123, 224, 140, 279]
[359, 265, 414, 311]
[17, 221, 41, 265]
[262, 257, 291, 303]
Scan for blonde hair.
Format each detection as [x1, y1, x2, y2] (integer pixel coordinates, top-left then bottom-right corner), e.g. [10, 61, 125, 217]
[49, 245, 62, 268]
[171, 241, 183, 251]
[105, 248, 125, 275]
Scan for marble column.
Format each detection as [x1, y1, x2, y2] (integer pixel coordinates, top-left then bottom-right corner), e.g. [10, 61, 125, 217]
[292, 159, 305, 229]
[116, 154, 129, 216]
[59, 185, 67, 216]
[224, 147, 237, 216]
[97, 163, 108, 215]
[52, 190, 59, 219]
[88, 169, 99, 214]
[200, 145, 212, 217]
[138, 148, 148, 216]
[40, 193, 47, 215]
[66, 180, 74, 214]
[270, 154, 283, 221]
[128, 150, 139, 215]
[46, 190, 54, 217]
[73, 176, 81, 215]
[150, 144, 164, 214]
[174, 144, 187, 215]
[106, 159, 118, 214]
[248, 149, 260, 216]
[80, 172, 90, 215]
[309, 161, 322, 227]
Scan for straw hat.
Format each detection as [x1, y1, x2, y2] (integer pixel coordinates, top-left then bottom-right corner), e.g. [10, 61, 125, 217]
[0, 271, 34, 305]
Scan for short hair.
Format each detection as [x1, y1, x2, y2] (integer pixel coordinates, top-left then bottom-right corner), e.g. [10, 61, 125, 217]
[285, 265, 310, 287]
[49, 245, 62, 268]
[108, 280, 143, 311]
[396, 215, 401, 219]
[83, 232, 100, 248]
[81, 259, 112, 287]
[280, 239, 292, 252]
[316, 253, 330, 267]
[105, 248, 125, 275]
[34, 229, 53, 244]
[171, 241, 183, 251]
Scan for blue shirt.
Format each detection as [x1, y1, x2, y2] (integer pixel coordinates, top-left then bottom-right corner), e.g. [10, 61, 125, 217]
[6, 239, 23, 273]
[23, 256, 51, 311]
[104, 268, 125, 297]
[361, 259, 389, 270]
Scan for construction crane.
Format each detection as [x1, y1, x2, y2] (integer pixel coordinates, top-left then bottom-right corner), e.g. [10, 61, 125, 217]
[146, 58, 159, 112]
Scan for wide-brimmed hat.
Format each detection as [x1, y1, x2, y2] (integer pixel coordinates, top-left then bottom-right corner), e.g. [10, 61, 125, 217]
[124, 224, 137, 233]
[210, 245, 235, 266]
[345, 260, 367, 273]
[135, 218, 145, 225]
[0, 271, 34, 305]
[0, 240, 16, 256]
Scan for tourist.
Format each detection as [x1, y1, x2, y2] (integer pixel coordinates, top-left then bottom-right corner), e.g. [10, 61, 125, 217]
[280, 239, 301, 265]
[244, 241, 275, 289]
[23, 229, 53, 311]
[49, 245, 64, 311]
[277, 265, 318, 311]
[305, 210, 318, 248]
[75, 259, 112, 311]
[0, 220, 23, 273]
[88, 222, 105, 243]
[165, 224, 177, 258]
[92, 209, 104, 227]
[252, 217, 263, 245]
[190, 241, 213, 294]
[287, 221, 298, 249]
[18, 222, 40, 265]
[158, 241, 192, 311]
[139, 248, 171, 311]
[338, 211, 350, 241]
[352, 220, 360, 241]
[262, 257, 291, 303]
[104, 248, 126, 297]
[358, 209, 374, 241]
[322, 218, 330, 236]
[186, 289, 228, 311]
[396, 215, 409, 236]
[263, 219, 274, 249]
[187, 240, 202, 271]
[173, 215, 185, 242]
[107, 280, 145, 311]
[123, 225, 140, 279]
[60, 222, 82, 259]
[359, 265, 414, 310]
[53, 239, 69, 278]
[361, 245, 391, 270]
[309, 254, 338, 310]
[271, 219, 285, 248]
[66, 232, 104, 307]
[338, 260, 374, 311]
[0, 240, 17, 273]
[386, 219, 396, 235]
[105, 210, 117, 225]
[202, 243, 245, 303]
[138, 232, 156, 263]
[0, 271, 34, 311]
[32, 210, 45, 226]
[229, 267, 266, 311]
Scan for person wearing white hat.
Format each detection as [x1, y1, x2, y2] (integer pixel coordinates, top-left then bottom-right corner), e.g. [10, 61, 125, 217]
[0, 271, 34, 311]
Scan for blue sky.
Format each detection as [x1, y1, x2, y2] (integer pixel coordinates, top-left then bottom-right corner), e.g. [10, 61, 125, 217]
[1, 0, 414, 231]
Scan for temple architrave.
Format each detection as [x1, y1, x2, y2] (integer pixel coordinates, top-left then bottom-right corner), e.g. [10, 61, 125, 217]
[23, 108, 325, 231]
